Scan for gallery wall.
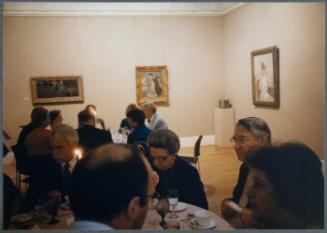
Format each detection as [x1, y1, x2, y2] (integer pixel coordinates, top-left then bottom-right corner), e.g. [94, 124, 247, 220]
[223, 3, 325, 158]
[4, 16, 225, 145]
[4, 2, 325, 159]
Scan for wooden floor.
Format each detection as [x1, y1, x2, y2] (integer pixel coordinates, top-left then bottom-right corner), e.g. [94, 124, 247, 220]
[4, 145, 241, 217]
[179, 145, 241, 216]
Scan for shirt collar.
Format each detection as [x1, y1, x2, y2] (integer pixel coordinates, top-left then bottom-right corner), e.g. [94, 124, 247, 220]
[61, 157, 77, 173]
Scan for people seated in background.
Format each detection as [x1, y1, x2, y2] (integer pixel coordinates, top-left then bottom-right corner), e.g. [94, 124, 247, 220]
[69, 144, 157, 229]
[25, 108, 51, 156]
[142, 102, 168, 130]
[241, 142, 324, 229]
[221, 117, 271, 222]
[49, 110, 63, 129]
[77, 109, 113, 153]
[17, 107, 48, 154]
[85, 104, 106, 130]
[147, 129, 208, 209]
[127, 109, 151, 145]
[49, 124, 79, 198]
[119, 103, 138, 132]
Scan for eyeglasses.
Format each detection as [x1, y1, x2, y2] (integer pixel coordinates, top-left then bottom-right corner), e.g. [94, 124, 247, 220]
[230, 135, 257, 145]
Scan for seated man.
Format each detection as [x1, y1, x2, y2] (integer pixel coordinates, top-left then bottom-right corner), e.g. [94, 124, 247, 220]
[147, 129, 208, 209]
[221, 117, 271, 222]
[49, 124, 80, 197]
[142, 102, 168, 130]
[127, 109, 151, 145]
[69, 144, 157, 229]
[77, 109, 113, 153]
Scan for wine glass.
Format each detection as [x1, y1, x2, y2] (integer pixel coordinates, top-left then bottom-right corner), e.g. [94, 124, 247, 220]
[46, 191, 61, 225]
[167, 189, 179, 219]
[155, 197, 169, 229]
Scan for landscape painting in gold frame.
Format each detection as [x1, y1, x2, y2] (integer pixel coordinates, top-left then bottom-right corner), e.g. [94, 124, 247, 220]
[135, 66, 169, 106]
[30, 75, 84, 105]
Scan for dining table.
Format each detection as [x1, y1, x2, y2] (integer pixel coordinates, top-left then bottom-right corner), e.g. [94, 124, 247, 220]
[9, 202, 233, 230]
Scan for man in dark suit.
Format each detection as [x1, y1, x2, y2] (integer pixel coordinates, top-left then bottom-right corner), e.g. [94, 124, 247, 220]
[77, 109, 113, 153]
[147, 129, 208, 209]
[49, 124, 80, 197]
[25, 124, 79, 208]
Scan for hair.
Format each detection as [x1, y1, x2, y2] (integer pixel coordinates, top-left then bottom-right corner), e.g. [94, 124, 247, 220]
[78, 109, 95, 125]
[147, 129, 180, 155]
[69, 144, 149, 223]
[246, 142, 324, 227]
[49, 110, 61, 124]
[236, 117, 271, 143]
[125, 103, 138, 117]
[85, 104, 96, 110]
[142, 102, 157, 114]
[51, 124, 78, 145]
[127, 109, 145, 127]
[30, 107, 48, 127]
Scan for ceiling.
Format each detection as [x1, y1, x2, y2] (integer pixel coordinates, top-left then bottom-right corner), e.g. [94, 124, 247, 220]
[3, 2, 245, 16]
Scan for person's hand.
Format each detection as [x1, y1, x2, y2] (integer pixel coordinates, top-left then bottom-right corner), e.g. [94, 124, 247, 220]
[221, 198, 237, 220]
[228, 208, 258, 229]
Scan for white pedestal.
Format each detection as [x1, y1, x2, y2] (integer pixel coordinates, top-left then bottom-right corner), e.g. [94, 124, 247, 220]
[214, 108, 235, 147]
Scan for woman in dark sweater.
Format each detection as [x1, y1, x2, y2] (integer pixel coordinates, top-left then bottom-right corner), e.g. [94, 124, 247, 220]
[221, 117, 271, 225]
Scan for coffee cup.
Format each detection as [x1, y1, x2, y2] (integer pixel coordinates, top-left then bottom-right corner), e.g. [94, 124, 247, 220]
[194, 210, 211, 226]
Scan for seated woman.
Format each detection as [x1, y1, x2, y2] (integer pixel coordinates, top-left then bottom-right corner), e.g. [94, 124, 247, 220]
[24, 108, 54, 208]
[119, 103, 138, 132]
[243, 142, 324, 228]
[221, 117, 271, 221]
[49, 110, 63, 129]
[126, 108, 151, 145]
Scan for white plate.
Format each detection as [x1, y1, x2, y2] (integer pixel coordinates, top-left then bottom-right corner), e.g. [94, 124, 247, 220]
[195, 218, 216, 229]
[10, 213, 34, 224]
[169, 202, 187, 212]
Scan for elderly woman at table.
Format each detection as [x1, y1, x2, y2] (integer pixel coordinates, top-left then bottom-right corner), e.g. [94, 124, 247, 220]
[147, 129, 208, 209]
[242, 142, 324, 228]
[221, 117, 271, 221]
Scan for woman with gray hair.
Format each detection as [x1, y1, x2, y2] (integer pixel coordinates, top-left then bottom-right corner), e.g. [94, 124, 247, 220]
[147, 129, 208, 209]
[221, 117, 271, 225]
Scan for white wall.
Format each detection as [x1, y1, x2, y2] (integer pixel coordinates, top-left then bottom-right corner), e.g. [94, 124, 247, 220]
[224, 3, 325, 158]
[4, 16, 225, 146]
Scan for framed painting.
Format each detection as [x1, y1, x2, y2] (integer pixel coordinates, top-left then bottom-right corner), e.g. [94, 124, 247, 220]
[135, 66, 169, 106]
[30, 75, 84, 105]
[251, 46, 279, 107]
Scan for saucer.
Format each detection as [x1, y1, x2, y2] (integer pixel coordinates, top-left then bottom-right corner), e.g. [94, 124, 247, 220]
[195, 218, 216, 229]
[10, 213, 34, 224]
[169, 202, 187, 212]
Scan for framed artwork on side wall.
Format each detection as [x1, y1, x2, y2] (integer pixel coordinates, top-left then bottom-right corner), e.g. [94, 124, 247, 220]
[135, 66, 169, 106]
[30, 75, 84, 105]
[251, 46, 279, 108]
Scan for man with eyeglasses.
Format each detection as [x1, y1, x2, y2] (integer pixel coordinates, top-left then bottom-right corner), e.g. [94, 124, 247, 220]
[221, 117, 271, 227]
[147, 129, 208, 209]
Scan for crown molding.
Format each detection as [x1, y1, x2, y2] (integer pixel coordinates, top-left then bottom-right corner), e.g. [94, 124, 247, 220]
[3, 2, 245, 17]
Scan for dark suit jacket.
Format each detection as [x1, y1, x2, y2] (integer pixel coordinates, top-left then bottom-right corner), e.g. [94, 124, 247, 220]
[232, 162, 249, 204]
[154, 156, 208, 209]
[77, 125, 113, 151]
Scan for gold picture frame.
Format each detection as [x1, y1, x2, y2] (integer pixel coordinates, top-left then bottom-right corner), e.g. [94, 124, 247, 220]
[135, 66, 169, 106]
[251, 46, 280, 108]
[30, 75, 84, 105]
